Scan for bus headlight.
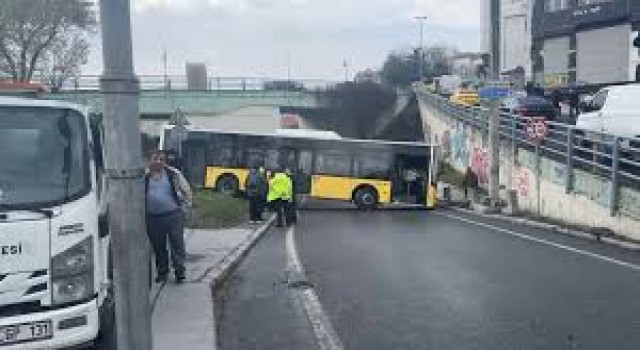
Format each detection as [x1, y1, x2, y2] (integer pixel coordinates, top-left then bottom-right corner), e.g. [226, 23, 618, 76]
[52, 237, 94, 305]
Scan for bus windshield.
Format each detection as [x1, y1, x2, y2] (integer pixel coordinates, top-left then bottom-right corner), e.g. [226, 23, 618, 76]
[0, 106, 90, 210]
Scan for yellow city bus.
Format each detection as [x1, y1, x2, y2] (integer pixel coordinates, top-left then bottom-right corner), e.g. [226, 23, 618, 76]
[161, 127, 439, 209]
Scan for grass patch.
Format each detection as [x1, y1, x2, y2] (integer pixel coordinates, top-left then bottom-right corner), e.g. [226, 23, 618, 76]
[189, 190, 248, 229]
[439, 162, 465, 188]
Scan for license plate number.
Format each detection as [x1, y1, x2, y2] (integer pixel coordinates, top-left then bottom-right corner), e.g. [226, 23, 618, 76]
[0, 320, 53, 346]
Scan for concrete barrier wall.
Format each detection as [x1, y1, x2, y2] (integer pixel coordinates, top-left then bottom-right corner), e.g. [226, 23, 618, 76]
[418, 96, 640, 241]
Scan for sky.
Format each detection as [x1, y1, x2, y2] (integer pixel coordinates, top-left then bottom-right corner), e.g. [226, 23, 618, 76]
[85, 0, 482, 80]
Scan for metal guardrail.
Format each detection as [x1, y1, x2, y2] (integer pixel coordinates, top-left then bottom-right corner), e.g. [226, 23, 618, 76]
[420, 90, 640, 217]
[37, 75, 339, 92]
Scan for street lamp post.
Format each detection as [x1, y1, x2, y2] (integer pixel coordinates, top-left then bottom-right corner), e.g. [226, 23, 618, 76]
[415, 16, 427, 82]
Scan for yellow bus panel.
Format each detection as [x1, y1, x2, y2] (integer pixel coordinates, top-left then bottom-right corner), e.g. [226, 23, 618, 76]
[310, 175, 392, 204]
[204, 167, 250, 191]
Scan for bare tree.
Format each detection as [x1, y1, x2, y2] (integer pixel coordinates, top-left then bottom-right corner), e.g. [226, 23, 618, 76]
[0, 0, 96, 84]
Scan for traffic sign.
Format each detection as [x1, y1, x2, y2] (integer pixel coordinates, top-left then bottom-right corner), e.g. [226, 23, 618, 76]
[524, 117, 548, 143]
[479, 86, 510, 100]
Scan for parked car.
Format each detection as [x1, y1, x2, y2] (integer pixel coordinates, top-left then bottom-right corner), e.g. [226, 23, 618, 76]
[449, 89, 479, 107]
[500, 96, 558, 122]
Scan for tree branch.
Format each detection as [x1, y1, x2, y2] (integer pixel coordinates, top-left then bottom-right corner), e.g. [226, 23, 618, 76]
[26, 26, 58, 81]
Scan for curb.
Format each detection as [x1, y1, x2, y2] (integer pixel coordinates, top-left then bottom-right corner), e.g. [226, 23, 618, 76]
[449, 207, 640, 251]
[206, 215, 276, 289]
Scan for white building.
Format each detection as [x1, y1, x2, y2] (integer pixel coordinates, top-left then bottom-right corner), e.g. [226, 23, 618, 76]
[451, 53, 485, 80]
[500, 0, 533, 79]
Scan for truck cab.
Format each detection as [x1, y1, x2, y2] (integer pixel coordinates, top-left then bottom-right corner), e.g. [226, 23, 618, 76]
[0, 97, 113, 349]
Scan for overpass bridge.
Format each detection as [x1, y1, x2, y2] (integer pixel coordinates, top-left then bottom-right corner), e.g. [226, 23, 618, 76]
[41, 76, 325, 136]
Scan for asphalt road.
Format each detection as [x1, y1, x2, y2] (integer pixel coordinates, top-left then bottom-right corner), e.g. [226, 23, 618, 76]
[296, 209, 640, 350]
[215, 226, 318, 350]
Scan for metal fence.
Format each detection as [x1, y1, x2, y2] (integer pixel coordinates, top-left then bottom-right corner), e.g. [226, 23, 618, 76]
[39, 75, 339, 92]
[419, 90, 640, 217]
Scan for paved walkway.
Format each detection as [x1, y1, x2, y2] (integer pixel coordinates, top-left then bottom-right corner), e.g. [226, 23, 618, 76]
[150, 226, 256, 350]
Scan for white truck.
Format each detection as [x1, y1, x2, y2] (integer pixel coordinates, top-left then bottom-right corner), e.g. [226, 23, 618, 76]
[576, 84, 640, 138]
[576, 84, 640, 157]
[0, 97, 113, 348]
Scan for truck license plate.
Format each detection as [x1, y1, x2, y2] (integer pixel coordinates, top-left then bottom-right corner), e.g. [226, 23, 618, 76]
[0, 320, 53, 346]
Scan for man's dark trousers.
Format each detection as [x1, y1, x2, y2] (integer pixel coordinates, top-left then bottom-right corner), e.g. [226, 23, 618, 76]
[147, 210, 186, 278]
[248, 195, 261, 221]
[285, 199, 297, 225]
[272, 199, 287, 227]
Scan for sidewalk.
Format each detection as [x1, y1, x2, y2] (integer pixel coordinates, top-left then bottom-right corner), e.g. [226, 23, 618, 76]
[150, 221, 272, 350]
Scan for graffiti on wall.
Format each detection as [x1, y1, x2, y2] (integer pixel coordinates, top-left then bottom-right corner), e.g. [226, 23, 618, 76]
[515, 167, 531, 197]
[470, 147, 489, 184]
[442, 130, 451, 160]
[440, 121, 470, 170]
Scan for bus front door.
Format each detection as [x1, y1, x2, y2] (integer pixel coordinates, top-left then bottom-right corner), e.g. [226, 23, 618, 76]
[393, 155, 427, 205]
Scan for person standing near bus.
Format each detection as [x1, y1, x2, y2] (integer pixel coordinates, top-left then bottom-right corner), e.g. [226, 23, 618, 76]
[267, 169, 293, 227]
[245, 167, 268, 223]
[257, 167, 268, 220]
[145, 150, 192, 284]
[462, 166, 479, 200]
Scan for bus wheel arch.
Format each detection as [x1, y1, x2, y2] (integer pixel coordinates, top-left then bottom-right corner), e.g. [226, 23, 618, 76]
[353, 185, 379, 210]
[216, 173, 240, 195]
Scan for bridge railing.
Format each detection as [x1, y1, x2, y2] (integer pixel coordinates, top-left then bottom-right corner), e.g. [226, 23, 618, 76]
[44, 75, 339, 92]
[419, 89, 640, 217]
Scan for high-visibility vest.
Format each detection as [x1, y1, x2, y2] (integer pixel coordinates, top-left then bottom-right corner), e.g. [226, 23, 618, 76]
[267, 173, 293, 202]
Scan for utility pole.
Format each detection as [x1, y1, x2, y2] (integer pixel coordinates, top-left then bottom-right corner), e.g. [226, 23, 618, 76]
[99, 1, 152, 350]
[487, 3, 501, 207]
[415, 16, 427, 82]
[488, 92, 501, 206]
[343, 59, 350, 82]
[163, 48, 168, 91]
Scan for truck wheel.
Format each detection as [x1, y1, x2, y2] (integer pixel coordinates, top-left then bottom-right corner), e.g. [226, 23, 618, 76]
[216, 175, 239, 195]
[354, 187, 378, 210]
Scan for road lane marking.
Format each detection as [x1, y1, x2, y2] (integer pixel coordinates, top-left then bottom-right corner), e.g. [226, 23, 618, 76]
[438, 212, 640, 272]
[286, 225, 345, 350]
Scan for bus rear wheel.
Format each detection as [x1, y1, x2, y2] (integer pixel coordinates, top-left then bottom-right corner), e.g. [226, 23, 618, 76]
[354, 187, 378, 210]
[216, 174, 239, 195]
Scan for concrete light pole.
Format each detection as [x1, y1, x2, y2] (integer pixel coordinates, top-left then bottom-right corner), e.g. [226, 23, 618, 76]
[99, 0, 153, 349]
[415, 16, 427, 82]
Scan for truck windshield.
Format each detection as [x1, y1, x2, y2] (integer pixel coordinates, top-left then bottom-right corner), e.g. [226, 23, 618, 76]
[0, 106, 90, 209]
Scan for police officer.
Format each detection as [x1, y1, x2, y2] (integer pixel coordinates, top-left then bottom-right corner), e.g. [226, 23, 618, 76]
[267, 169, 293, 227]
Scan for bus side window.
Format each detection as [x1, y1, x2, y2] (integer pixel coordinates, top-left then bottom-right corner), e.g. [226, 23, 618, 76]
[354, 152, 391, 180]
[245, 149, 265, 168]
[207, 134, 239, 167]
[299, 151, 313, 175]
[315, 151, 351, 177]
[265, 149, 280, 171]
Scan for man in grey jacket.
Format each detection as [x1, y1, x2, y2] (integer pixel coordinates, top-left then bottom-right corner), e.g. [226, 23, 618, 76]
[145, 150, 193, 283]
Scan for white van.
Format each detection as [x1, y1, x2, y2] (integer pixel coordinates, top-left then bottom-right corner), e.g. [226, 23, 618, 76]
[0, 97, 113, 349]
[576, 84, 640, 138]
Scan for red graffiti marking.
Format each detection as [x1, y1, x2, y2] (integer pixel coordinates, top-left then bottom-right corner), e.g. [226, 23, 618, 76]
[515, 168, 530, 197]
[470, 147, 489, 184]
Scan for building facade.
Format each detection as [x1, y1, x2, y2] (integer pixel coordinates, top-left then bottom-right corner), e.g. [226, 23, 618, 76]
[451, 53, 485, 80]
[532, 0, 640, 90]
[501, 0, 534, 79]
